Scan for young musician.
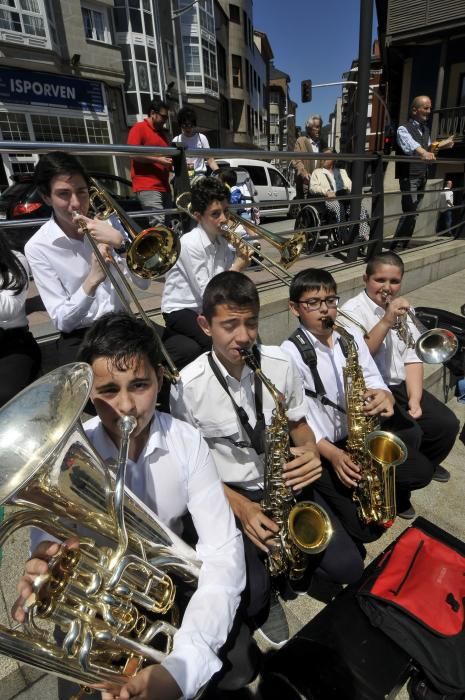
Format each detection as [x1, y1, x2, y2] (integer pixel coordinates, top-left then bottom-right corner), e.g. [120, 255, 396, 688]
[341, 252, 460, 515]
[13, 312, 247, 700]
[24, 152, 149, 364]
[161, 177, 249, 369]
[171, 271, 365, 649]
[281, 268, 398, 543]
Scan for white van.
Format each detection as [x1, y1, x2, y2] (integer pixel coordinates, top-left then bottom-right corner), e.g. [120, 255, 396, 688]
[217, 158, 296, 219]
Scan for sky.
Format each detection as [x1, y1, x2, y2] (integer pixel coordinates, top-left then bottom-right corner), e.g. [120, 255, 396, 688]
[253, 0, 378, 128]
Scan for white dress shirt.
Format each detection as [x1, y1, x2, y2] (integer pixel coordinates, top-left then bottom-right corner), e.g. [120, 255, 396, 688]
[0, 252, 30, 329]
[341, 291, 421, 385]
[24, 217, 149, 333]
[33, 411, 245, 700]
[170, 345, 308, 489]
[281, 325, 388, 444]
[172, 132, 211, 174]
[161, 223, 235, 314]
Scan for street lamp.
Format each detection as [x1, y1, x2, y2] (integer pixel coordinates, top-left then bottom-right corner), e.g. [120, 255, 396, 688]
[170, 0, 199, 109]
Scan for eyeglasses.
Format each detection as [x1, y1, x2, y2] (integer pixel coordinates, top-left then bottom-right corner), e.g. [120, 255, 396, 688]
[157, 112, 169, 120]
[181, 122, 194, 128]
[295, 296, 340, 311]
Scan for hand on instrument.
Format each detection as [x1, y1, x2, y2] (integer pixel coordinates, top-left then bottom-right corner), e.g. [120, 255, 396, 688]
[12, 538, 79, 623]
[86, 244, 113, 289]
[383, 296, 410, 327]
[408, 398, 422, 419]
[76, 214, 125, 248]
[236, 497, 279, 553]
[329, 448, 361, 488]
[363, 388, 394, 417]
[99, 664, 182, 700]
[229, 236, 252, 272]
[283, 445, 322, 490]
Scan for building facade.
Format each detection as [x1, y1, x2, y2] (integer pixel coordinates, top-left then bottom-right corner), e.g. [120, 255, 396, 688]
[268, 64, 297, 153]
[0, 0, 126, 184]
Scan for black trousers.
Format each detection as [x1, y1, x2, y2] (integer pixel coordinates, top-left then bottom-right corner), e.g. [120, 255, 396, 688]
[231, 485, 365, 622]
[389, 382, 460, 469]
[390, 176, 426, 250]
[57, 327, 89, 365]
[163, 309, 211, 370]
[0, 326, 41, 407]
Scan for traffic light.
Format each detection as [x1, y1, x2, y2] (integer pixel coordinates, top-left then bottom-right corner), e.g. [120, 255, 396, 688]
[383, 124, 395, 154]
[301, 79, 312, 103]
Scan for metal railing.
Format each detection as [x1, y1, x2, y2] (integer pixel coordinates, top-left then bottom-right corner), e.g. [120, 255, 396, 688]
[1, 140, 464, 263]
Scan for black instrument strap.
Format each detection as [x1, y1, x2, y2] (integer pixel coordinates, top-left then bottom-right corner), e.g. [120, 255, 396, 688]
[207, 347, 265, 453]
[288, 328, 347, 415]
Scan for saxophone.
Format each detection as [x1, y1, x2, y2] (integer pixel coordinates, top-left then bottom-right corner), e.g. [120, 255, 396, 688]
[331, 320, 407, 527]
[240, 348, 333, 580]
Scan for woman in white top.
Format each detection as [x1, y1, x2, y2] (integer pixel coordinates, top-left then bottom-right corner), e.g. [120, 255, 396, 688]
[310, 149, 370, 242]
[0, 235, 41, 407]
[172, 106, 219, 178]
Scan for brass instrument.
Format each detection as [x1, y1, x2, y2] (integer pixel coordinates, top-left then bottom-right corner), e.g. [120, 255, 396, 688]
[240, 348, 333, 580]
[175, 191, 307, 286]
[331, 320, 407, 526]
[74, 177, 180, 381]
[0, 364, 200, 688]
[383, 292, 458, 364]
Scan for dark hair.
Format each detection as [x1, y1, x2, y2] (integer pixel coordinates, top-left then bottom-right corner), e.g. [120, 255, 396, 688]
[202, 271, 260, 322]
[77, 312, 163, 371]
[217, 168, 237, 188]
[177, 106, 197, 127]
[33, 151, 90, 198]
[0, 234, 28, 294]
[289, 268, 337, 303]
[147, 98, 169, 117]
[191, 177, 230, 215]
[365, 252, 404, 277]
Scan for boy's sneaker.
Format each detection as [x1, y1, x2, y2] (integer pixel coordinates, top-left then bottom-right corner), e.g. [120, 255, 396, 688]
[255, 590, 289, 650]
[432, 465, 450, 483]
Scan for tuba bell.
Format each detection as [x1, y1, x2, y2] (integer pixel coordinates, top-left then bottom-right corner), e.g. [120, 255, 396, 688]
[0, 364, 199, 688]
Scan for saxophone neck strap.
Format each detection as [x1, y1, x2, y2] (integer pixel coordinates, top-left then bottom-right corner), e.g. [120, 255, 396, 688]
[288, 328, 347, 415]
[207, 349, 265, 453]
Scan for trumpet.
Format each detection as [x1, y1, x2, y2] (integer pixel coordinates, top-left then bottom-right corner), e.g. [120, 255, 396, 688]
[176, 191, 307, 286]
[75, 178, 180, 381]
[382, 292, 458, 364]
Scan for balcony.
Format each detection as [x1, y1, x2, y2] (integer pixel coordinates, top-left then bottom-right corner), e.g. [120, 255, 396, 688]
[433, 106, 465, 143]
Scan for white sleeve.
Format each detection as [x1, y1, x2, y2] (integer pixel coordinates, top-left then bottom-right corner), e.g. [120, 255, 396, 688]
[25, 241, 95, 332]
[162, 432, 245, 698]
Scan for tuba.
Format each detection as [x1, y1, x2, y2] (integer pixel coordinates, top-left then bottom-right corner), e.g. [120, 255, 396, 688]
[240, 349, 333, 580]
[0, 364, 199, 689]
[333, 321, 408, 526]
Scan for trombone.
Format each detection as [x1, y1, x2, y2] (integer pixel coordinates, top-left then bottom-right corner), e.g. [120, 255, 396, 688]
[175, 191, 307, 286]
[75, 177, 181, 381]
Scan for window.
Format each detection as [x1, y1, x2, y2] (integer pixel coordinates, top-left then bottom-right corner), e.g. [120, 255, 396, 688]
[268, 168, 287, 188]
[232, 54, 242, 88]
[81, 5, 109, 42]
[229, 3, 240, 22]
[0, 0, 45, 36]
[216, 41, 226, 81]
[245, 59, 250, 92]
[165, 41, 175, 72]
[458, 74, 465, 106]
[243, 10, 248, 44]
[31, 114, 61, 141]
[0, 112, 28, 140]
[244, 165, 267, 186]
[220, 95, 229, 129]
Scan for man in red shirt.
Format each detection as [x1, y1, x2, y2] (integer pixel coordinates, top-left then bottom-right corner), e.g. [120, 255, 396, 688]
[127, 98, 173, 225]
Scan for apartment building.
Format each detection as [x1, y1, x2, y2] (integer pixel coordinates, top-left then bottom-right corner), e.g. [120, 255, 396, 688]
[268, 64, 297, 152]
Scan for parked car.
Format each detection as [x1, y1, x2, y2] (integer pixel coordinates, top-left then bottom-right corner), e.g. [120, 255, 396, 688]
[0, 172, 142, 253]
[216, 158, 296, 219]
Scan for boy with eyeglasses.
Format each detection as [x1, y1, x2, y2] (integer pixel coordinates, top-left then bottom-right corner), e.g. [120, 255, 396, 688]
[127, 98, 173, 225]
[281, 269, 429, 544]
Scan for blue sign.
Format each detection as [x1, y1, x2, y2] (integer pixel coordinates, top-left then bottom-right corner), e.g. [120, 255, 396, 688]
[0, 68, 106, 114]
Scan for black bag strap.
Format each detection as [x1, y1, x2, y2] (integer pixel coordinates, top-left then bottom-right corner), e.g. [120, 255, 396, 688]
[323, 172, 335, 191]
[288, 328, 347, 414]
[207, 348, 265, 453]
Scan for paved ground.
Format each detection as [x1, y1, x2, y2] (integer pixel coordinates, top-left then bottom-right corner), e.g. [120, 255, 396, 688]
[2, 243, 465, 699]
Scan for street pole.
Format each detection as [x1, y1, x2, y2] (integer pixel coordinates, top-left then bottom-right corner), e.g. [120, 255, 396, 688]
[347, 0, 373, 262]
